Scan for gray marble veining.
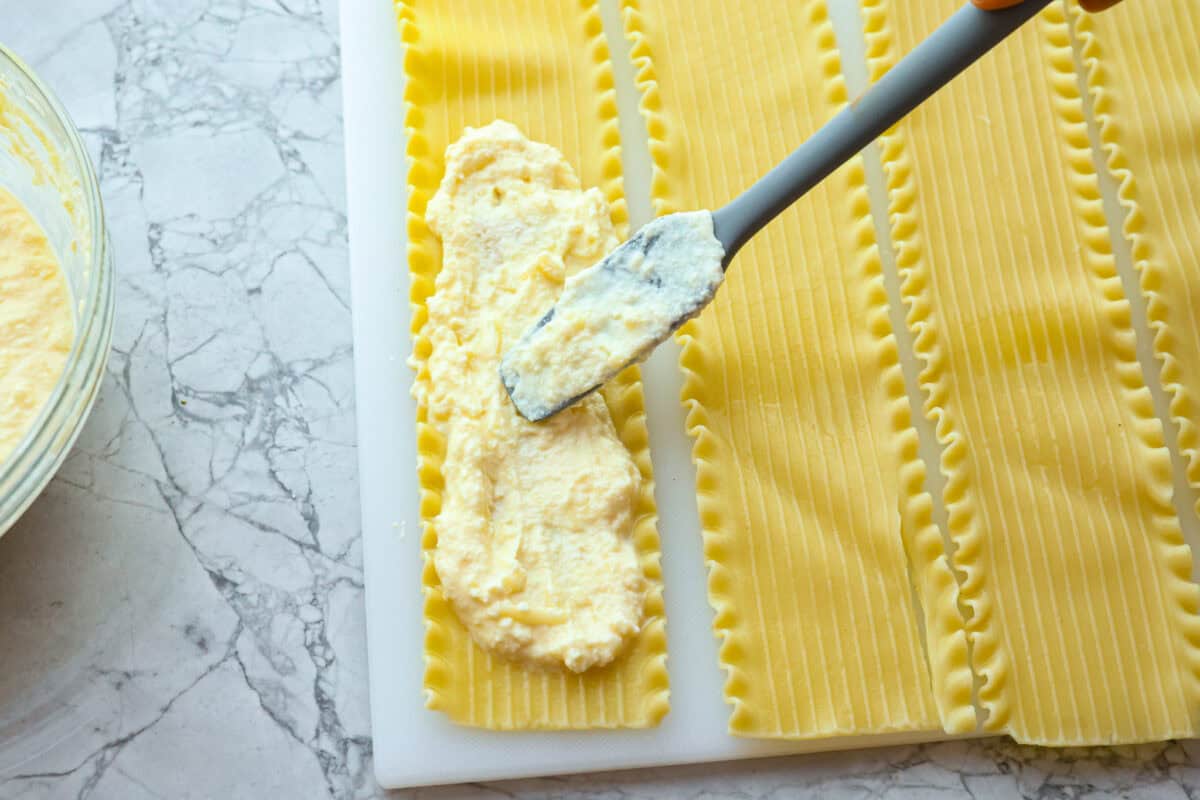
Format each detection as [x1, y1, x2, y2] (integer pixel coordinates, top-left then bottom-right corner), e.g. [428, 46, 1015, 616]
[0, 1, 1195, 798]
[1, 1, 365, 797]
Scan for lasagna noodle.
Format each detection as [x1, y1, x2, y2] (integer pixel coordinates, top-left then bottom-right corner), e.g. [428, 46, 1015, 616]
[1077, 2, 1200, 522]
[868, 0, 1200, 743]
[623, 0, 973, 737]
[399, 0, 668, 729]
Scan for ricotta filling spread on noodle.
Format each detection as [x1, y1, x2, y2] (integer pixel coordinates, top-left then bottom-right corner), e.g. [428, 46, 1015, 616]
[416, 121, 645, 673]
[0, 187, 72, 464]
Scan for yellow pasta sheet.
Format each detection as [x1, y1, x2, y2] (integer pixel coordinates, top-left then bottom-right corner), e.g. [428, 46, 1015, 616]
[623, 0, 973, 737]
[1077, 1, 1200, 517]
[869, 0, 1200, 743]
[399, 0, 668, 729]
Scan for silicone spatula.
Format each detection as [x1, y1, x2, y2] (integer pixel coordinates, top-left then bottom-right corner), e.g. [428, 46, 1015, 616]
[501, 0, 1053, 422]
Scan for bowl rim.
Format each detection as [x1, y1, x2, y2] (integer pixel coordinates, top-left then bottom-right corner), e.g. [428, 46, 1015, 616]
[0, 44, 114, 531]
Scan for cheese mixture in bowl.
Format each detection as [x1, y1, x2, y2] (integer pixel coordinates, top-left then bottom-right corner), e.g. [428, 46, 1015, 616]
[0, 188, 73, 462]
[416, 121, 645, 673]
[0, 46, 114, 537]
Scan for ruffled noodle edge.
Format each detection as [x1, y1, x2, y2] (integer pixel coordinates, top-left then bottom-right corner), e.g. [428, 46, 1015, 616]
[395, 0, 452, 717]
[399, 0, 669, 728]
[864, 0, 1011, 733]
[621, 0, 765, 731]
[856, 0, 976, 737]
[587, 0, 671, 727]
[1070, 1, 1200, 715]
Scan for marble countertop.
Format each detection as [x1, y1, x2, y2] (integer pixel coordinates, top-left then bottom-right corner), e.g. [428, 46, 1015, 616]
[0, 1, 1195, 798]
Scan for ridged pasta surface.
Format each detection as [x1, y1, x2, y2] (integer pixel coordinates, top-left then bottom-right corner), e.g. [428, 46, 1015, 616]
[870, 0, 1200, 744]
[622, 0, 973, 738]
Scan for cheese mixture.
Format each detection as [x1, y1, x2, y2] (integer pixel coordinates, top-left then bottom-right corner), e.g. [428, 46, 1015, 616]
[417, 121, 645, 673]
[0, 187, 72, 464]
[501, 210, 724, 421]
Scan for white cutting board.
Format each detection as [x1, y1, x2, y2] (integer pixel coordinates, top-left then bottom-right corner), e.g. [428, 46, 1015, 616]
[341, 0, 978, 789]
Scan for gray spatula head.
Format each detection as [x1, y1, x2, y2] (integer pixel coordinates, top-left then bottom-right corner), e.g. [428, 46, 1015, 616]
[500, 211, 725, 422]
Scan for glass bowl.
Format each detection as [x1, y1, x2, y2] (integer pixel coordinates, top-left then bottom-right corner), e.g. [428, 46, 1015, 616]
[0, 45, 115, 538]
